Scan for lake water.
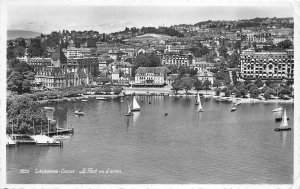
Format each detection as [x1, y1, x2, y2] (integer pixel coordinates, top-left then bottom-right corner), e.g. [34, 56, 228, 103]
[6, 96, 294, 184]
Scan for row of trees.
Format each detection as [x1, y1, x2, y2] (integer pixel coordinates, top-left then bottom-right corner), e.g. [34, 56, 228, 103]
[214, 79, 293, 99]
[7, 95, 48, 134]
[171, 77, 212, 94]
[15, 85, 124, 101]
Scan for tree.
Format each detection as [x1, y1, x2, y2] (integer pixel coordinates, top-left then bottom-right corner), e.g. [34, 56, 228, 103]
[28, 38, 46, 57]
[7, 62, 35, 94]
[224, 76, 231, 85]
[171, 80, 182, 94]
[228, 50, 239, 68]
[135, 53, 161, 68]
[7, 95, 48, 134]
[263, 92, 271, 99]
[124, 57, 133, 64]
[218, 45, 228, 59]
[278, 88, 291, 95]
[97, 76, 111, 85]
[213, 79, 222, 88]
[277, 40, 293, 50]
[181, 77, 193, 94]
[227, 84, 234, 91]
[202, 80, 211, 94]
[224, 90, 231, 97]
[7, 41, 15, 60]
[251, 88, 261, 98]
[112, 86, 123, 95]
[244, 80, 252, 86]
[254, 78, 264, 88]
[194, 79, 203, 92]
[214, 88, 221, 96]
[265, 88, 276, 95]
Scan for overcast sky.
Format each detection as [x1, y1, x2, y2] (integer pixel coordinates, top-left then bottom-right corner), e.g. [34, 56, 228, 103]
[7, 5, 294, 34]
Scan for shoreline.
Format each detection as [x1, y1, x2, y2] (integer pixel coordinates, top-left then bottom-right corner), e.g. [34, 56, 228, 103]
[30, 87, 293, 105]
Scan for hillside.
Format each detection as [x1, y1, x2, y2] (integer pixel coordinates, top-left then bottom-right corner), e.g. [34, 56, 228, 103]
[7, 30, 42, 40]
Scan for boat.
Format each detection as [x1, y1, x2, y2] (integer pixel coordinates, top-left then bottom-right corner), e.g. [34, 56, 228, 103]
[125, 102, 133, 116]
[197, 96, 203, 112]
[74, 110, 84, 115]
[231, 104, 237, 112]
[275, 117, 290, 122]
[74, 104, 84, 115]
[274, 109, 291, 131]
[164, 113, 168, 116]
[81, 99, 88, 102]
[96, 97, 108, 100]
[44, 107, 55, 110]
[52, 135, 71, 140]
[195, 92, 200, 105]
[131, 97, 141, 111]
[272, 105, 283, 112]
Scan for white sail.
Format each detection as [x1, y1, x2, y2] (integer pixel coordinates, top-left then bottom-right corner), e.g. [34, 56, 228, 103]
[280, 109, 288, 128]
[197, 97, 203, 112]
[132, 97, 141, 111]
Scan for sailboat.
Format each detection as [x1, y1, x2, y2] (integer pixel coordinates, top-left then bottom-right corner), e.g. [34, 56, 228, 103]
[131, 96, 141, 111]
[125, 101, 133, 116]
[231, 104, 237, 112]
[197, 96, 203, 112]
[274, 109, 291, 131]
[195, 92, 200, 105]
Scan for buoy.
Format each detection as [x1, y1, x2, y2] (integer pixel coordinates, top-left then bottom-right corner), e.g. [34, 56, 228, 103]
[164, 113, 168, 116]
[149, 102, 151, 104]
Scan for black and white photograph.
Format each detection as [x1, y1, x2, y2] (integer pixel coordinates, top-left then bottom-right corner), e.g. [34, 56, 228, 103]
[1, 0, 299, 188]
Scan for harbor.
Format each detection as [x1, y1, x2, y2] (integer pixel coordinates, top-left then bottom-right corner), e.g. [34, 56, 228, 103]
[7, 96, 293, 184]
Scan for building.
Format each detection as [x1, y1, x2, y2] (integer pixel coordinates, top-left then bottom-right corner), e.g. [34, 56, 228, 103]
[189, 60, 214, 72]
[273, 35, 292, 44]
[66, 47, 95, 58]
[161, 53, 193, 66]
[240, 49, 294, 80]
[134, 67, 171, 87]
[110, 61, 133, 76]
[197, 70, 214, 84]
[63, 57, 99, 87]
[27, 47, 99, 89]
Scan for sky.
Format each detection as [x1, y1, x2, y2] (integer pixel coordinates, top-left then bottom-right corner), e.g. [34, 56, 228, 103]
[7, 4, 294, 34]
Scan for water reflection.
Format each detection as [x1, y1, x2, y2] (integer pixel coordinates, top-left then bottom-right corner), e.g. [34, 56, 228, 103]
[280, 131, 287, 147]
[132, 111, 140, 125]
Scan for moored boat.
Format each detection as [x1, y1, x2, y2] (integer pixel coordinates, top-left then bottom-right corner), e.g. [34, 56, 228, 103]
[96, 97, 108, 100]
[74, 110, 84, 115]
[231, 104, 237, 112]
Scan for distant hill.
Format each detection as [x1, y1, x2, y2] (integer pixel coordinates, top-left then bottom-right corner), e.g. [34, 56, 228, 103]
[7, 30, 42, 40]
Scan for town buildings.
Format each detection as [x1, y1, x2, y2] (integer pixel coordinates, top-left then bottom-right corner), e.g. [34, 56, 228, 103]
[19, 47, 99, 89]
[134, 67, 171, 87]
[240, 49, 294, 80]
[161, 53, 193, 66]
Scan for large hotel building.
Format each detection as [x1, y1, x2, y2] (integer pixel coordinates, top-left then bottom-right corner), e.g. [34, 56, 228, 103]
[240, 49, 294, 80]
